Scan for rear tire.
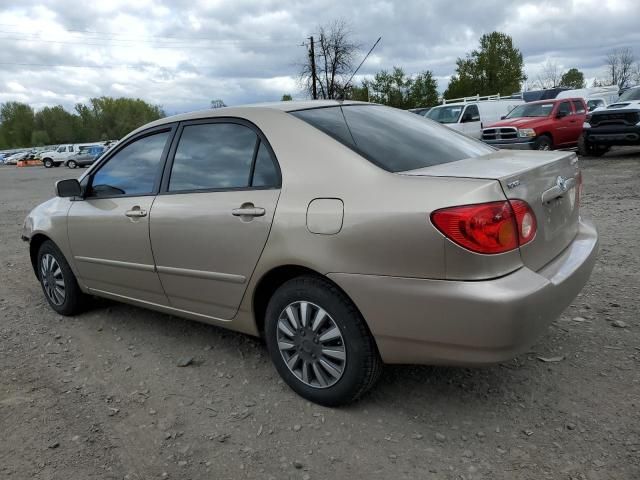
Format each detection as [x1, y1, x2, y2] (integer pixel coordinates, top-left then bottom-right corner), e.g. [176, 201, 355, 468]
[43, 158, 53, 168]
[264, 275, 382, 406]
[67, 160, 77, 169]
[37, 240, 85, 316]
[535, 135, 552, 151]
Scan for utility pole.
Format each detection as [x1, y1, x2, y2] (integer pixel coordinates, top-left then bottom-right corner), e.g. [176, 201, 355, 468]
[309, 36, 317, 100]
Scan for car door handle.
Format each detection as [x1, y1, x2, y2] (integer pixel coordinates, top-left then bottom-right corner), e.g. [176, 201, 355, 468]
[125, 207, 147, 218]
[232, 206, 265, 217]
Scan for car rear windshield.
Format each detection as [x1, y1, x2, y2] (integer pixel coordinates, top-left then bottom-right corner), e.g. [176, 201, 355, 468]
[291, 105, 493, 172]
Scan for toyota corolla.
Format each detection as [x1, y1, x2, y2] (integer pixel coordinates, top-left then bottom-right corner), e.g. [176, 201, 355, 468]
[22, 101, 598, 406]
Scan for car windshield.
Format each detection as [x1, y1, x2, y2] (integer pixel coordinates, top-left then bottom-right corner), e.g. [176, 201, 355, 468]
[506, 103, 555, 118]
[291, 104, 494, 173]
[618, 87, 640, 102]
[425, 105, 464, 124]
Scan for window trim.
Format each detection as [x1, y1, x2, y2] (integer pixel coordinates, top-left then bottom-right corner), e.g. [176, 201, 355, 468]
[159, 117, 282, 196]
[84, 124, 177, 200]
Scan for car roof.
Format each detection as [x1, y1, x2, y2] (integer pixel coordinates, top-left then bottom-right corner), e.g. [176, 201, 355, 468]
[125, 100, 370, 140]
[527, 97, 584, 105]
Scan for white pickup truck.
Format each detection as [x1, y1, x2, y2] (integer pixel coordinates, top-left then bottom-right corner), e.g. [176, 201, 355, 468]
[40, 144, 81, 168]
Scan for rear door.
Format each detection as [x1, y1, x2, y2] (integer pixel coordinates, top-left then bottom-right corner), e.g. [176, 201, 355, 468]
[569, 100, 587, 143]
[149, 119, 281, 320]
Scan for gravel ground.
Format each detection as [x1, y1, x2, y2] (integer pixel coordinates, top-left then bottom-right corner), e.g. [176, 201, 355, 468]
[1, 150, 639, 480]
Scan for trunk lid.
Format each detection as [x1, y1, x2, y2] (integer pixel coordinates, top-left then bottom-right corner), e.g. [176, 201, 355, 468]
[402, 150, 580, 271]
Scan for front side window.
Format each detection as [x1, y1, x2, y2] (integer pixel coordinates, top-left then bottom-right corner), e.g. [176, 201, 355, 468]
[90, 130, 170, 197]
[587, 99, 604, 111]
[169, 123, 258, 192]
[292, 105, 493, 173]
[462, 104, 480, 122]
[426, 105, 464, 124]
[69, 146, 74, 152]
[557, 101, 571, 116]
[57, 146, 66, 153]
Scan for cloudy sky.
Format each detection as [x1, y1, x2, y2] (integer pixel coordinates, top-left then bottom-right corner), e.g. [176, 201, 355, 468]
[0, 0, 638, 114]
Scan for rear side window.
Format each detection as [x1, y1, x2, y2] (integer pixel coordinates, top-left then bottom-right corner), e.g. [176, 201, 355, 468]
[169, 123, 257, 191]
[292, 105, 494, 172]
[572, 101, 585, 114]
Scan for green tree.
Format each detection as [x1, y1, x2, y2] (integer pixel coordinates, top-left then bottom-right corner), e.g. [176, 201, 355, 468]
[34, 106, 76, 144]
[407, 71, 439, 108]
[31, 130, 50, 146]
[366, 67, 412, 109]
[0, 102, 35, 148]
[444, 32, 525, 99]
[281, 94, 293, 101]
[346, 85, 369, 101]
[560, 68, 586, 89]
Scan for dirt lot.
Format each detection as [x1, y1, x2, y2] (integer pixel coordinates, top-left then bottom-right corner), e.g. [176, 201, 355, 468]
[1, 151, 639, 480]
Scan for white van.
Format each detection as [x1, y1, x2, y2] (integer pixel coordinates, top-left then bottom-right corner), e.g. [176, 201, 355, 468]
[556, 86, 619, 111]
[425, 94, 523, 139]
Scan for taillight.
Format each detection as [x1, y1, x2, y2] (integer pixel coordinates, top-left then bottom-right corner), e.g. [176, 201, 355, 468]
[430, 200, 537, 254]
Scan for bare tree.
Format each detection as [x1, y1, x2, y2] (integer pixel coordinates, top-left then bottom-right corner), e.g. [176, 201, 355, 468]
[299, 20, 359, 99]
[535, 59, 562, 89]
[605, 48, 635, 89]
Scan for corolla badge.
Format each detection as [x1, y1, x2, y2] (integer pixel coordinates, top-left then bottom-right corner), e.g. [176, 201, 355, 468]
[556, 175, 568, 192]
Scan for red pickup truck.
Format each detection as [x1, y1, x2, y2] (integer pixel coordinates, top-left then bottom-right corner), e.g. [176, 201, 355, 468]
[481, 97, 588, 150]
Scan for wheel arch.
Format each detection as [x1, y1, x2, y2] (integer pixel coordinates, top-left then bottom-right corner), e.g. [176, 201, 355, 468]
[29, 233, 53, 279]
[537, 131, 554, 146]
[252, 265, 369, 338]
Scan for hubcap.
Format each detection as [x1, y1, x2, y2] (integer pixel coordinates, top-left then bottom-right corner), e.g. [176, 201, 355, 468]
[277, 301, 346, 389]
[40, 254, 65, 306]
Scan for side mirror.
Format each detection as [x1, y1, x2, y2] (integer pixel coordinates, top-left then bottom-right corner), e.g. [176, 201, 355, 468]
[500, 115, 506, 120]
[55, 179, 82, 198]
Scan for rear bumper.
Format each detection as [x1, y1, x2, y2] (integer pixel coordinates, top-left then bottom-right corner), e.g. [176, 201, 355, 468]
[584, 125, 640, 145]
[483, 138, 536, 150]
[329, 218, 598, 365]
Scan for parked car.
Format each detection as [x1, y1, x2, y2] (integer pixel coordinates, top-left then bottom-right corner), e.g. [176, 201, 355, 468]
[579, 85, 640, 156]
[22, 101, 598, 406]
[519, 87, 570, 102]
[408, 107, 432, 116]
[41, 143, 102, 168]
[482, 97, 588, 150]
[4, 151, 29, 165]
[65, 145, 106, 168]
[426, 95, 523, 139]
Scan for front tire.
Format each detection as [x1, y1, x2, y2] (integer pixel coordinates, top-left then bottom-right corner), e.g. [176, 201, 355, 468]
[67, 160, 77, 169]
[37, 240, 85, 316]
[535, 134, 552, 151]
[265, 276, 382, 406]
[43, 158, 53, 168]
[578, 134, 609, 157]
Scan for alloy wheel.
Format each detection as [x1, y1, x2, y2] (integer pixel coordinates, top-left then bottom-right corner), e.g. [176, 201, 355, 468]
[277, 301, 346, 388]
[41, 253, 66, 306]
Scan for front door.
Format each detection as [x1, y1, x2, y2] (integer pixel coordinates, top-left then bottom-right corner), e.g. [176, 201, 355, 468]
[67, 128, 174, 305]
[553, 101, 574, 146]
[149, 120, 281, 319]
[460, 104, 481, 138]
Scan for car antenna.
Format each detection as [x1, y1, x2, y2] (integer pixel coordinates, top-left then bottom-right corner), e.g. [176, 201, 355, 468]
[339, 36, 382, 102]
